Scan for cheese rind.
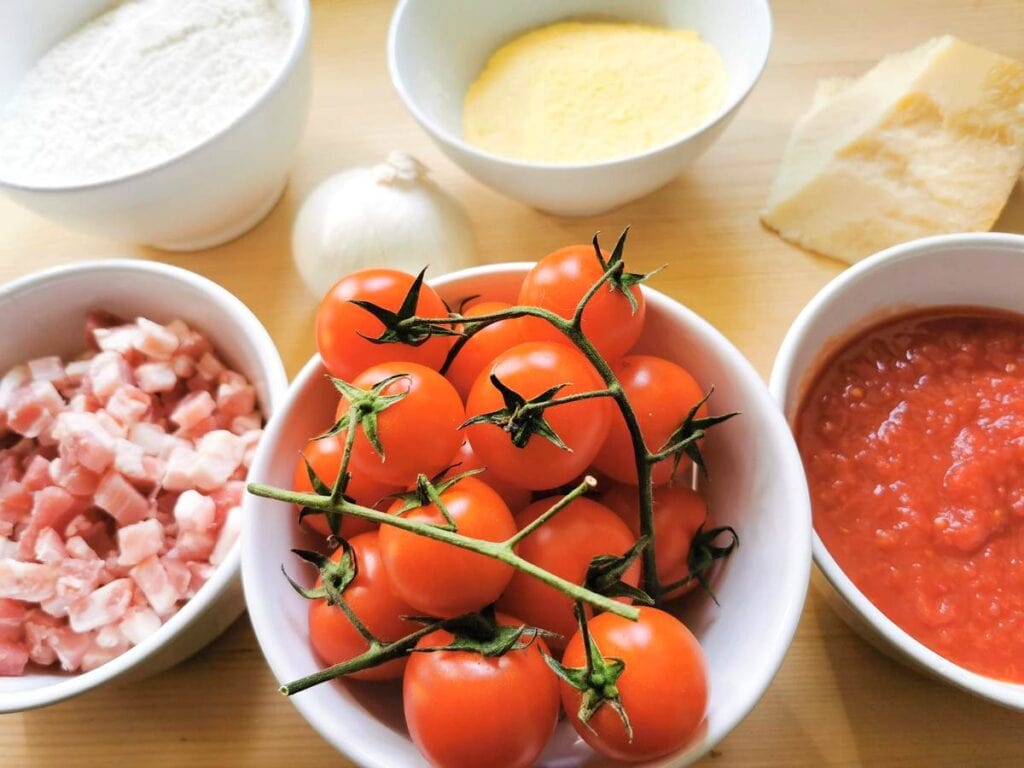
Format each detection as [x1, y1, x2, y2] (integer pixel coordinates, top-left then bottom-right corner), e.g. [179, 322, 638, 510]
[762, 36, 1024, 264]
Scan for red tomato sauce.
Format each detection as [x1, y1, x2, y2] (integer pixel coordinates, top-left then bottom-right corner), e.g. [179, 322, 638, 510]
[797, 309, 1024, 683]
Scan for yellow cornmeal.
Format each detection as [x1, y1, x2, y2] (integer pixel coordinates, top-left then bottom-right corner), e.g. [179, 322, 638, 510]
[463, 21, 727, 164]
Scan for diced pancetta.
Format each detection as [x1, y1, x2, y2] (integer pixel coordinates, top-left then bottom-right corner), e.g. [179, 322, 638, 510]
[0, 313, 262, 675]
[94, 471, 148, 526]
[129, 556, 179, 616]
[133, 318, 179, 361]
[67, 578, 133, 632]
[170, 391, 215, 431]
[135, 362, 177, 394]
[117, 519, 164, 566]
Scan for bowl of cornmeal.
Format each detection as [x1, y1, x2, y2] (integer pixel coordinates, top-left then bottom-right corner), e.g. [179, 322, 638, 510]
[388, 0, 771, 216]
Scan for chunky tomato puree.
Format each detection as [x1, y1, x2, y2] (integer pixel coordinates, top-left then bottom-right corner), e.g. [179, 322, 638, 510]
[797, 309, 1024, 683]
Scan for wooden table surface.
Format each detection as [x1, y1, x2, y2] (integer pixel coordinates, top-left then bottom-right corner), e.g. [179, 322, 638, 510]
[2, 1, 1024, 765]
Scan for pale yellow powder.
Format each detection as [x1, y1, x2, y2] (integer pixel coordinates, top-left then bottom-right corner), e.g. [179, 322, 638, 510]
[463, 21, 727, 164]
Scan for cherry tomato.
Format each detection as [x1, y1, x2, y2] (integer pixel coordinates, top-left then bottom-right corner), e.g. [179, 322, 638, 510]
[593, 355, 707, 485]
[446, 440, 532, 513]
[497, 497, 640, 649]
[601, 482, 708, 600]
[379, 476, 516, 617]
[316, 269, 452, 382]
[404, 614, 560, 768]
[337, 362, 464, 488]
[465, 342, 612, 490]
[518, 244, 645, 362]
[292, 435, 400, 539]
[445, 301, 529, 399]
[561, 607, 708, 761]
[307, 532, 418, 681]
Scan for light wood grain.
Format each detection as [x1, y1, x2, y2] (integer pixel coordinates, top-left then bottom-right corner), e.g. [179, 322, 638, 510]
[2, 1, 1024, 765]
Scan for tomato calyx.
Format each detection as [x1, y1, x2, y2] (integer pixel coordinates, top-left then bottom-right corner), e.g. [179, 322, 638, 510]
[592, 227, 661, 316]
[663, 525, 740, 604]
[650, 387, 740, 478]
[411, 607, 558, 657]
[349, 267, 462, 347]
[545, 604, 634, 741]
[388, 468, 485, 531]
[585, 536, 655, 606]
[282, 543, 358, 606]
[462, 374, 572, 450]
[296, 453, 351, 539]
[323, 373, 411, 458]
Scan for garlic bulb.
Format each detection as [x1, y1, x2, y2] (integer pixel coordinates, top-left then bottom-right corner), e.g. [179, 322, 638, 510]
[292, 152, 476, 294]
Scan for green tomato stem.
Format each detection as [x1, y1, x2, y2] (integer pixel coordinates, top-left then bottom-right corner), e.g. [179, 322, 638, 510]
[504, 476, 596, 548]
[247, 483, 640, 621]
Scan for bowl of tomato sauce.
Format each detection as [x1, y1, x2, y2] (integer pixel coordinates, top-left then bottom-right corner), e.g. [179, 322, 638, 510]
[770, 232, 1024, 710]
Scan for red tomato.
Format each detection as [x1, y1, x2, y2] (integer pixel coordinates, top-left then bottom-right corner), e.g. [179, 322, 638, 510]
[336, 362, 464, 488]
[518, 244, 645, 362]
[593, 355, 707, 485]
[306, 532, 418, 681]
[497, 497, 640, 649]
[601, 482, 708, 600]
[378, 477, 516, 617]
[316, 269, 452, 382]
[445, 301, 529, 399]
[292, 435, 400, 539]
[446, 440, 532, 513]
[465, 342, 612, 490]
[561, 607, 708, 761]
[404, 614, 560, 768]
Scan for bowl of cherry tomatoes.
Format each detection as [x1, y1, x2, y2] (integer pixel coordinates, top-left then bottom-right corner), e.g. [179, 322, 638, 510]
[242, 236, 812, 768]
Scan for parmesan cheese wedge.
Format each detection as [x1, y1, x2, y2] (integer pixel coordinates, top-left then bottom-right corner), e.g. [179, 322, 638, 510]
[762, 36, 1024, 264]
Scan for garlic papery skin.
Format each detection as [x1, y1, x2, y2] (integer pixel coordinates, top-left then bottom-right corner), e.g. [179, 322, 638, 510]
[292, 152, 476, 294]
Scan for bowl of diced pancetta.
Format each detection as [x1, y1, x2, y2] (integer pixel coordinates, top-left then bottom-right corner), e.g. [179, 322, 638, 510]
[0, 259, 287, 712]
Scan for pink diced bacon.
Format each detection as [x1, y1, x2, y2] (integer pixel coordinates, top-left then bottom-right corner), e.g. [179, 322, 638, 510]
[117, 519, 164, 567]
[0, 642, 28, 676]
[0, 312, 263, 675]
[133, 318, 179, 361]
[67, 578, 133, 633]
[170, 391, 216, 432]
[94, 471, 148, 526]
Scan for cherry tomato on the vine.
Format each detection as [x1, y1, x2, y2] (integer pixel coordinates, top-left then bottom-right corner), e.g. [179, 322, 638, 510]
[404, 614, 560, 768]
[306, 532, 418, 681]
[292, 435, 399, 539]
[316, 268, 452, 382]
[518, 244, 646, 362]
[445, 300, 529, 399]
[593, 354, 707, 485]
[337, 362, 464, 488]
[497, 497, 640, 649]
[465, 341, 612, 491]
[379, 476, 516, 617]
[601, 482, 709, 600]
[446, 440, 532, 513]
[560, 607, 708, 762]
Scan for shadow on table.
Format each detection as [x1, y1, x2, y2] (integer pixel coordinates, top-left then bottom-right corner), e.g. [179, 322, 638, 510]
[814, 571, 1023, 766]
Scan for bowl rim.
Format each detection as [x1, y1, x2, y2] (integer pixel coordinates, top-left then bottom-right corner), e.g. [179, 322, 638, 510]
[386, 0, 772, 171]
[0, 0, 311, 194]
[243, 261, 812, 767]
[768, 231, 1024, 711]
[0, 258, 288, 713]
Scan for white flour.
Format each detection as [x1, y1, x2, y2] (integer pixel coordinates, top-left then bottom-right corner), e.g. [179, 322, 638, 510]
[0, 0, 291, 186]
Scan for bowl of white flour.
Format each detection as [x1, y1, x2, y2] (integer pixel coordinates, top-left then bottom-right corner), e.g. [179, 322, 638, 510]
[0, 0, 311, 250]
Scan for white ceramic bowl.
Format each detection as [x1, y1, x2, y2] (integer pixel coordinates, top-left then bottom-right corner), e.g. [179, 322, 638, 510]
[243, 263, 811, 767]
[388, 0, 771, 217]
[0, 259, 288, 713]
[769, 232, 1024, 711]
[0, 0, 311, 251]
